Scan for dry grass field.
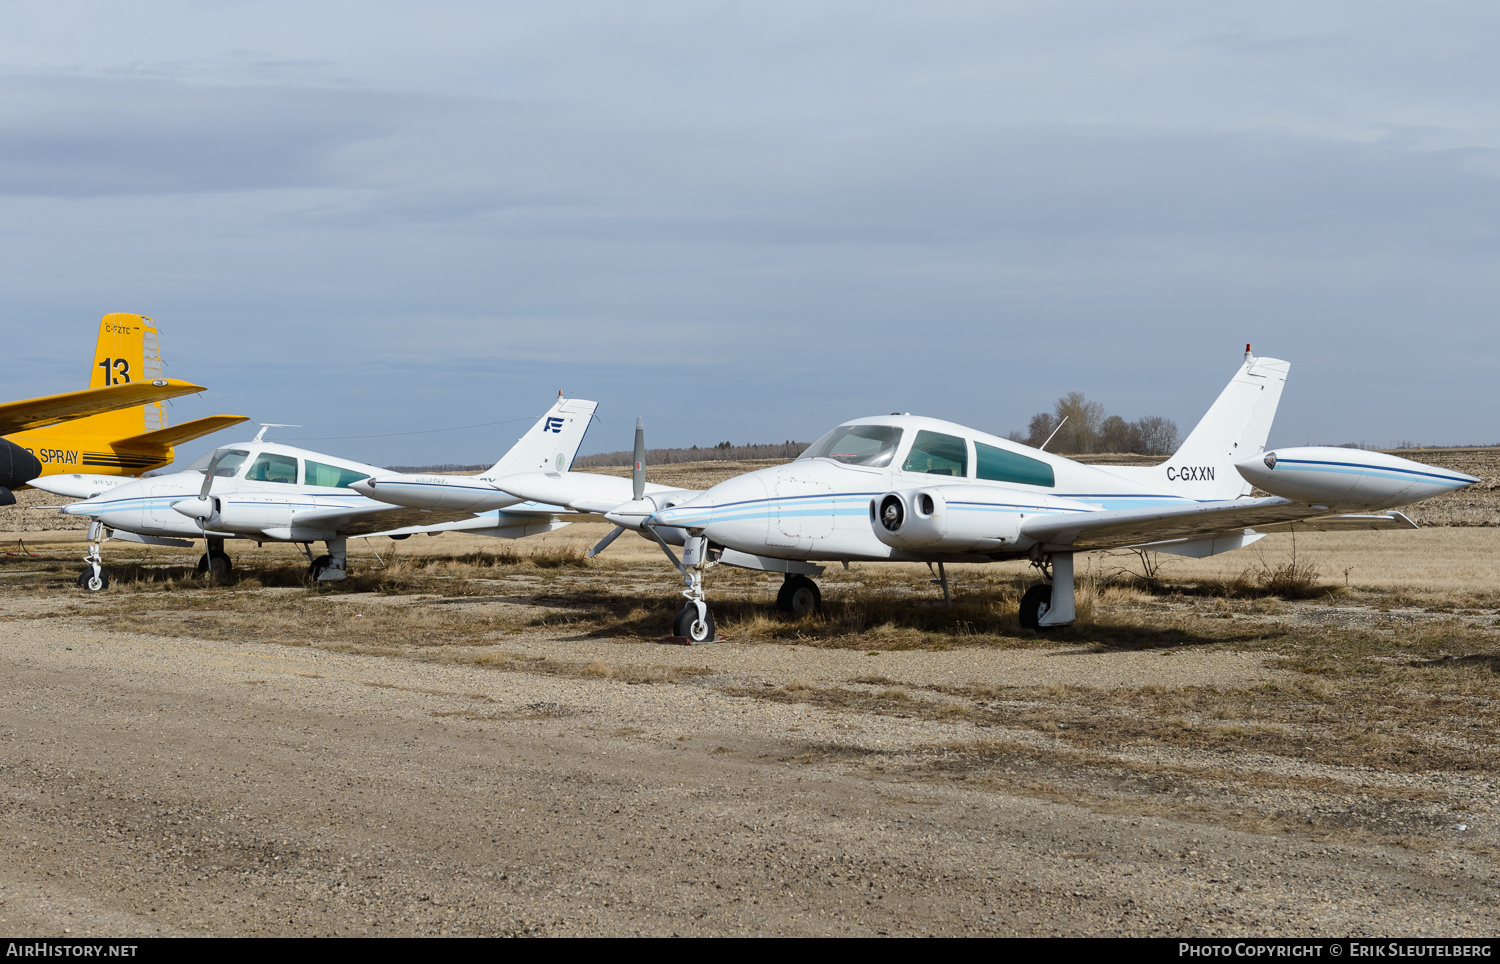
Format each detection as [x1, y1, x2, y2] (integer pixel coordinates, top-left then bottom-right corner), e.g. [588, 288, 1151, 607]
[1, 455, 1497, 935]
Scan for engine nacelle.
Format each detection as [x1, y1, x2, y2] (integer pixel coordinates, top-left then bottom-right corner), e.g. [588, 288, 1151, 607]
[870, 486, 1025, 553]
[174, 495, 293, 534]
[1235, 447, 1479, 510]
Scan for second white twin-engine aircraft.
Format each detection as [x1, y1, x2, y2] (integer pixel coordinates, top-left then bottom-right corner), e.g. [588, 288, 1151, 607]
[60, 395, 597, 590]
[359, 349, 1479, 642]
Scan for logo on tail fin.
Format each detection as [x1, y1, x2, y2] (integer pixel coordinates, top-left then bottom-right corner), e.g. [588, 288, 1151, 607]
[544, 417, 565, 433]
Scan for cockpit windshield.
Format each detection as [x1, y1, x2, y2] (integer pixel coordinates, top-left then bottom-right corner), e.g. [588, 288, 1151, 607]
[188, 449, 250, 478]
[798, 424, 903, 467]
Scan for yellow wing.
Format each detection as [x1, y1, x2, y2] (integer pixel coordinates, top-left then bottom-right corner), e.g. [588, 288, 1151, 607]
[0, 379, 206, 436]
[121, 415, 251, 449]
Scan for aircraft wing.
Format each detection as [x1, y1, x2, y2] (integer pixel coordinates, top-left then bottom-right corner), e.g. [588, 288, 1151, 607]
[373, 511, 572, 538]
[0, 379, 206, 435]
[1018, 497, 1410, 552]
[291, 503, 490, 537]
[1251, 512, 1417, 533]
[122, 415, 250, 448]
[292, 501, 576, 538]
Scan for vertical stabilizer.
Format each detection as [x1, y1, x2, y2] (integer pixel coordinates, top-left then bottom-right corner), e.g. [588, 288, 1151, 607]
[1159, 349, 1291, 500]
[74, 314, 162, 440]
[481, 394, 599, 479]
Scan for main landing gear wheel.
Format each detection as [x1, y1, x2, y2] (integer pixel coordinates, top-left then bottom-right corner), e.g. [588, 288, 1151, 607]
[307, 555, 332, 583]
[672, 603, 715, 643]
[197, 551, 232, 578]
[776, 574, 822, 615]
[1019, 584, 1053, 631]
[76, 568, 109, 592]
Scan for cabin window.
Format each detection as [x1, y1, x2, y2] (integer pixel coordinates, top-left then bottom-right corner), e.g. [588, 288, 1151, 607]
[306, 460, 371, 489]
[901, 431, 968, 477]
[244, 452, 299, 485]
[975, 441, 1054, 487]
[799, 425, 904, 467]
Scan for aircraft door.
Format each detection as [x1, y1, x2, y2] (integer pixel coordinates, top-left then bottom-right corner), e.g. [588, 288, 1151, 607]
[145, 480, 182, 532]
[770, 475, 834, 546]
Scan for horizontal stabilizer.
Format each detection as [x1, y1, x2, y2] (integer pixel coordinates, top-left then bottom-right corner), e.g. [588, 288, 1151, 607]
[0, 379, 205, 436]
[119, 415, 250, 449]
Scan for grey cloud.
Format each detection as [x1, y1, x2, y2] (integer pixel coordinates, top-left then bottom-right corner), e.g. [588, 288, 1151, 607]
[0, 76, 404, 196]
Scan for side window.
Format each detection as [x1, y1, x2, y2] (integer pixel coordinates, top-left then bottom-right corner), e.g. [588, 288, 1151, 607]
[901, 431, 968, 477]
[244, 453, 300, 484]
[976, 441, 1055, 487]
[306, 460, 371, 489]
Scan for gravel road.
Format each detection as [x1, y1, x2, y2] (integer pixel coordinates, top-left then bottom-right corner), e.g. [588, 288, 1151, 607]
[1, 603, 1495, 937]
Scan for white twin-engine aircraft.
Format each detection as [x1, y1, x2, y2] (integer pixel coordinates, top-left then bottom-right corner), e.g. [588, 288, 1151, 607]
[362, 348, 1478, 643]
[59, 395, 598, 590]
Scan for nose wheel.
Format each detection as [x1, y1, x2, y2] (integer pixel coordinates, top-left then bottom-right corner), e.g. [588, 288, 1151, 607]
[672, 602, 715, 643]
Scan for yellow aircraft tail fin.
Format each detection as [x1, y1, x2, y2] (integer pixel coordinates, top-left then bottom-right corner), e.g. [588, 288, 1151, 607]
[81, 313, 165, 440]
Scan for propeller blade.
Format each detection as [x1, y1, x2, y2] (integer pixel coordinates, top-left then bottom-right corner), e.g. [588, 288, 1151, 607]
[199, 451, 225, 499]
[586, 525, 626, 559]
[632, 417, 645, 501]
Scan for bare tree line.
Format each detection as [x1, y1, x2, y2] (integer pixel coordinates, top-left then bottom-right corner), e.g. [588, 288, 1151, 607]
[572, 441, 808, 468]
[1009, 391, 1179, 456]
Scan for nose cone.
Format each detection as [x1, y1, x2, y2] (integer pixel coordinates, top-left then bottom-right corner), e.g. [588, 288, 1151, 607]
[171, 495, 214, 520]
[1234, 451, 1277, 489]
[348, 478, 376, 497]
[63, 478, 146, 516]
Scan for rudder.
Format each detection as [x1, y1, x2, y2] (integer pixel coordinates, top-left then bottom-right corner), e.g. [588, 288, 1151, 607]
[1105, 349, 1291, 501]
[1162, 349, 1290, 500]
[481, 394, 599, 480]
[79, 313, 163, 439]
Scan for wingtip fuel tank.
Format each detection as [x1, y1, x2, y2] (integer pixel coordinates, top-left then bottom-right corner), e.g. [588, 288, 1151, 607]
[1234, 447, 1479, 510]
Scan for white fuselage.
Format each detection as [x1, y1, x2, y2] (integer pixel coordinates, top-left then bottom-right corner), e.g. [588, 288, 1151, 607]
[647, 418, 1479, 565]
[67, 442, 400, 542]
[649, 415, 1194, 563]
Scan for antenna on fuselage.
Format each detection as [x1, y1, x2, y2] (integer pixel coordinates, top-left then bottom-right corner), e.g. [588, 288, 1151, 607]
[252, 423, 302, 442]
[1039, 415, 1068, 452]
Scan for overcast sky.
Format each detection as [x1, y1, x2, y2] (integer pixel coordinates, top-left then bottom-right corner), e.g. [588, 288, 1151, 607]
[3, 2, 1497, 467]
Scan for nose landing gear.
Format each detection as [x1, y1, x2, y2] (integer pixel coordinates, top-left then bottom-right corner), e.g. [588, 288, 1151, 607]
[645, 528, 721, 644]
[77, 521, 110, 592]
